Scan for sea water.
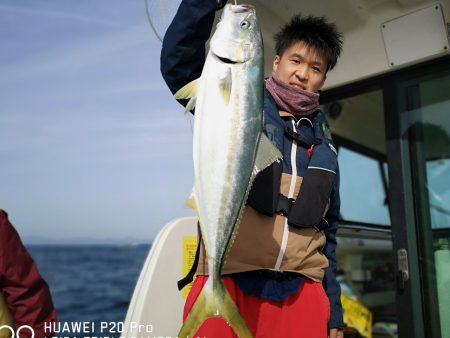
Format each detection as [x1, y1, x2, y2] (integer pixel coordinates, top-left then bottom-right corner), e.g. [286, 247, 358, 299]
[27, 244, 150, 338]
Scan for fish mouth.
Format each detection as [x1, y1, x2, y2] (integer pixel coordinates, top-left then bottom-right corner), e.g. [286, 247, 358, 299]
[212, 51, 242, 64]
[216, 55, 238, 64]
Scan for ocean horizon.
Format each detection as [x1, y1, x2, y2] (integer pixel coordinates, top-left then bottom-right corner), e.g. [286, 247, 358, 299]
[24, 236, 151, 246]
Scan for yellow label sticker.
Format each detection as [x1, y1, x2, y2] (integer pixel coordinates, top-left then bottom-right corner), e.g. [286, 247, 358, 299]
[341, 292, 373, 338]
[182, 236, 198, 299]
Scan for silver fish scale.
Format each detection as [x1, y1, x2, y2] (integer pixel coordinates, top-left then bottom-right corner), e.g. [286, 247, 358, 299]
[194, 58, 263, 278]
[176, 5, 281, 338]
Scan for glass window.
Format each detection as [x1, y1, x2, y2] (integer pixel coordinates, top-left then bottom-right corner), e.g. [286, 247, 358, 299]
[324, 90, 386, 155]
[418, 76, 450, 229]
[322, 90, 396, 337]
[401, 71, 450, 337]
[338, 148, 390, 225]
[322, 90, 391, 226]
[427, 159, 450, 229]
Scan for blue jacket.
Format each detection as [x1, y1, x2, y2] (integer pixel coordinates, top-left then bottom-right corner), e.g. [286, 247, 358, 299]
[160, 0, 343, 329]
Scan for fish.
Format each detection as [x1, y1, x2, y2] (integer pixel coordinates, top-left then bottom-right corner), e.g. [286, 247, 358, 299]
[174, 4, 282, 338]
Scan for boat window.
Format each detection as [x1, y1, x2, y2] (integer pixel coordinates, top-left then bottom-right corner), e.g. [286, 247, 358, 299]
[338, 147, 390, 226]
[322, 89, 396, 337]
[336, 233, 397, 337]
[321, 89, 391, 227]
[400, 70, 450, 337]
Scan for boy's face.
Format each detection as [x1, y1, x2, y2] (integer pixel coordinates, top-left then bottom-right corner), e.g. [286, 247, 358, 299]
[272, 41, 327, 93]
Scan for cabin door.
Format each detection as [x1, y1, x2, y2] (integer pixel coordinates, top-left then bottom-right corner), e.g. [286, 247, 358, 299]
[392, 67, 450, 338]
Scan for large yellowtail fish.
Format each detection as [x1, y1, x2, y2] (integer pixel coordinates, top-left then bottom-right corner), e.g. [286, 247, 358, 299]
[174, 4, 282, 338]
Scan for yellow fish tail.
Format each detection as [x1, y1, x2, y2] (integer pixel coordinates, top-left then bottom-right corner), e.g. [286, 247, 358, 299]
[178, 280, 253, 338]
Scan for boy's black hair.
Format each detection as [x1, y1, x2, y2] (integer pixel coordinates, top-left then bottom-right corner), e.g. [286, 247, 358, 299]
[274, 15, 343, 72]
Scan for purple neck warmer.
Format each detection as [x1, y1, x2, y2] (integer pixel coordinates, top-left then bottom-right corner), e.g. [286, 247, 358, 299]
[265, 73, 320, 116]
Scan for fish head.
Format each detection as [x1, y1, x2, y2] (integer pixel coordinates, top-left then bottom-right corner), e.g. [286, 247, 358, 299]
[210, 4, 263, 66]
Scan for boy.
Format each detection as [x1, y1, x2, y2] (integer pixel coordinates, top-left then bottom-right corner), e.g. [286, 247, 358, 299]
[161, 1, 344, 337]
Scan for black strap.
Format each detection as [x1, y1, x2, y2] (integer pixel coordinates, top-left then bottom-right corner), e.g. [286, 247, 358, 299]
[276, 194, 329, 231]
[275, 194, 294, 217]
[314, 218, 330, 231]
[177, 223, 202, 291]
[247, 161, 283, 216]
[284, 127, 322, 149]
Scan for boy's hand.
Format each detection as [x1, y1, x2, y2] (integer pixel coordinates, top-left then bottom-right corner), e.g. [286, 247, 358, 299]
[329, 328, 344, 338]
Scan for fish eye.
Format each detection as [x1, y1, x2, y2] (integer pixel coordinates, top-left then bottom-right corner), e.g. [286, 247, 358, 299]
[240, 20, 250, 30]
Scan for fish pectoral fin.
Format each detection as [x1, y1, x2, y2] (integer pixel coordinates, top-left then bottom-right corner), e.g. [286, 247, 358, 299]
[174, 79, 199, 113]
[218, 68, 232, 105]
[174, 79, 198, 99]
[185, 96, 197, 113]
[178, 281, 253, 338]
[253, 134, 283, 176]
[186, 187, 198, 212]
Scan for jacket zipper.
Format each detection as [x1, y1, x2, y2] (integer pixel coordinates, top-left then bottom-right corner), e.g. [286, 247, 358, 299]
[274, 118, 299, 270]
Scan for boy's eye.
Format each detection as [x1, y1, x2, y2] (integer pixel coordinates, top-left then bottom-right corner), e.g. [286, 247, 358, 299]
[312, 65, 323, 73]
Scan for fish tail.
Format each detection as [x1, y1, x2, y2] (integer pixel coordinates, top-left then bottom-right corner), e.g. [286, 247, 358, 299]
[178, 279, 253, 338]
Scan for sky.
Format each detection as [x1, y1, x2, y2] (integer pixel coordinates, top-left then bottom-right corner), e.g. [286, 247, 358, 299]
[0, 1, 393, 244]
[0, 0, 195, 243]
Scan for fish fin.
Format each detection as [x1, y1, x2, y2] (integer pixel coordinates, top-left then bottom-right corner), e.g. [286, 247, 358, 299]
[218, 68, 232, 105]
[174, 79, 198, 99]
[178, 280, 253, 338]
[185, 96, 197, 113]
[253, 134, 283, 177]
[174, 79, 198, 113]
[186, 187, 198, 212]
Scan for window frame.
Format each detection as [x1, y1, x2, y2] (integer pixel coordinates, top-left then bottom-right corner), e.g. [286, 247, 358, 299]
[321, 53, 450, 338]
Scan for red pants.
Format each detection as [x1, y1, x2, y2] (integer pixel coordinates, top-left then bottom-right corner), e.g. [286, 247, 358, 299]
[183, 275, 330, 338]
